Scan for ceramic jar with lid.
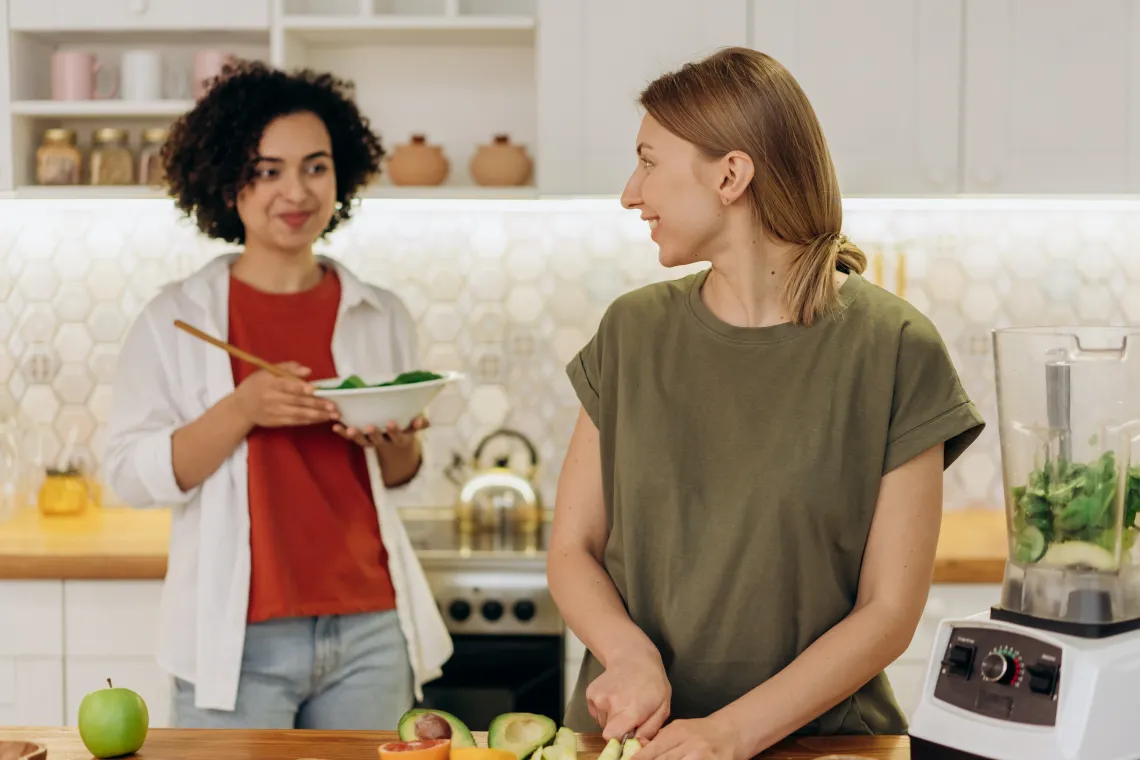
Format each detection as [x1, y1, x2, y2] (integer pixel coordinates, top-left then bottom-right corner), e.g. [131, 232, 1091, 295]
[89, 127, 135, 185]
[138, 127, 168, 187]
[386, 134, 449, 186]
[470, 134, 533, 187]
[35, 128, 82, 186]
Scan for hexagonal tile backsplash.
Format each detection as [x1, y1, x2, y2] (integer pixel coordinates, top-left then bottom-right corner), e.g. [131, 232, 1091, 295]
[2, 197, 1138, 513]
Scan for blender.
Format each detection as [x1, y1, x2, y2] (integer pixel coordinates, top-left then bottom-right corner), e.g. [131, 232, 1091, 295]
[909, 326, 1140, 760]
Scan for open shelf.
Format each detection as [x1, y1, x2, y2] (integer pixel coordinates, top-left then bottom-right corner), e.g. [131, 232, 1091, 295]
[11, 100, 194, 118]
[361, 184, 537, 199]
[10, 185, 168, 199]
[280, 15, 534, 46]
[7, 184, 538, 201]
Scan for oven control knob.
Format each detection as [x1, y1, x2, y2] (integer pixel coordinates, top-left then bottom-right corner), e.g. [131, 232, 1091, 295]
[482, 600, 504, 621]
[513, 600, 536, 621]
[448, 600, 471, 622]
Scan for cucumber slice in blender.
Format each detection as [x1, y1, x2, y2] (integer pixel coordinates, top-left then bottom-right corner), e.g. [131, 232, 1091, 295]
[1014, 524, 1046, 562]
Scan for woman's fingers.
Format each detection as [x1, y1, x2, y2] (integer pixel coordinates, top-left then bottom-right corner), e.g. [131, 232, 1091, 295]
[638, 700, 670, 741]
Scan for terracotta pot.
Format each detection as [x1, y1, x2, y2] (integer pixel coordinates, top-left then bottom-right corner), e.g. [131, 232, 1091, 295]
[386, 134, 449, 186]
[470, 134, 533, 187]
[0, 741, 47, 760]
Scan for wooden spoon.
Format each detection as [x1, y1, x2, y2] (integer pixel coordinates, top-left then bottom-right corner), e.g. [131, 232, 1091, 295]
[173, 319, 292, 378]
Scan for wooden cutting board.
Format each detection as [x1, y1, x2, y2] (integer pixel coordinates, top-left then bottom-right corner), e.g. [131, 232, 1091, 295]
[0, 728, 909, 760]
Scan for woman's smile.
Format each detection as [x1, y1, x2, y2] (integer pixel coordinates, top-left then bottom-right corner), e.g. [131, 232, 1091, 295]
[279, 211, 313, 229]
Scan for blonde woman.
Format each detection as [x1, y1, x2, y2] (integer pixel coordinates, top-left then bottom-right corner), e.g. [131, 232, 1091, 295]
[547, 47, 984, 760]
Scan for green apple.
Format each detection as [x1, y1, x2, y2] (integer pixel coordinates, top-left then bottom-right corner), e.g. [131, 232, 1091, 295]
[77, 678, 149, 758]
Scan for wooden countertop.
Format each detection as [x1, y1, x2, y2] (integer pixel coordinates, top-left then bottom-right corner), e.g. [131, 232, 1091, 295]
[0, 727, 910, 759]
[0, 505, 1009, 583]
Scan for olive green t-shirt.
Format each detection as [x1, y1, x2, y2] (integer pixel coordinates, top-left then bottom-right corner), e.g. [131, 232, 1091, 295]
[563, 268, 985, 736]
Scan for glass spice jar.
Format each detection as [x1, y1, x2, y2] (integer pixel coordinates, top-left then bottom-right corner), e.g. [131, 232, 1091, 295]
[35, 128, 82, 185]
[89, 127, 134, 185]
[138, 127, 168, 187]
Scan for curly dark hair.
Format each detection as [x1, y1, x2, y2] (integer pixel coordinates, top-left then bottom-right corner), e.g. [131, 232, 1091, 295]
[161, 59, 385, 243]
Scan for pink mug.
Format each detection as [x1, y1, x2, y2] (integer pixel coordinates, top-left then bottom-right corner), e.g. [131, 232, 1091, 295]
[193, 50, 237, 99]
[51, 51, 116, 100]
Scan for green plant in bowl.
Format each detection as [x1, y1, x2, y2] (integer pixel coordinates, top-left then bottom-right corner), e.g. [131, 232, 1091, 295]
[333, 370, 444, 390]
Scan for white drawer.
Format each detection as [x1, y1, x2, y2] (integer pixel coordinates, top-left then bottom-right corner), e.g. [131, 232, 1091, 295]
[0, 581, 63, 657]
[10, 0, 270, 31]
[885, 659, 930, 719]
[63, 580, 163, 658]
[0, 656, 64, 726]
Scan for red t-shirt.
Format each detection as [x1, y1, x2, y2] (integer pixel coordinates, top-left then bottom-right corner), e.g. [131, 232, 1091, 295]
[228, 267, 397, 623]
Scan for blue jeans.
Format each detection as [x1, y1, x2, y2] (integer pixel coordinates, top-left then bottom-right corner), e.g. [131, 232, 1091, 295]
[172, 609, 413, 729]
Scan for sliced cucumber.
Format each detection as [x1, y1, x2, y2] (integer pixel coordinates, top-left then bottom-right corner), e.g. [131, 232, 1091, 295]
[596, 738, 622, 760]
[1039, 540, 1118, 570]
[1014, 525, 1046, 563]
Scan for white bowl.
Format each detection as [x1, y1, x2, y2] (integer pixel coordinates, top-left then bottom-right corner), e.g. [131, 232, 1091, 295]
[313, 371, 462, 431]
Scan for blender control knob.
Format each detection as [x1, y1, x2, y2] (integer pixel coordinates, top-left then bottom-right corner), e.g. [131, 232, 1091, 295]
[448, 600, 471, 621]
[1027, 662, 1059, 696]
[482, 600, 504, 621]
[980, 652, 1016, 684]
[513, 600, 536, 621]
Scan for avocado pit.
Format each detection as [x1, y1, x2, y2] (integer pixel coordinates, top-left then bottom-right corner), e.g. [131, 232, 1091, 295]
[416, 713, 452, 740]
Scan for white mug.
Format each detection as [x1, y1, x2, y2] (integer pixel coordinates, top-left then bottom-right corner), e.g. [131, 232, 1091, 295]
[120, 50, 164, 101]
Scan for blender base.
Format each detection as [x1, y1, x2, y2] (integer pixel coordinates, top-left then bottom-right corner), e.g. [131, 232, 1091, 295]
[907, 611, 1140, 760]
[909, 736, 997, 760]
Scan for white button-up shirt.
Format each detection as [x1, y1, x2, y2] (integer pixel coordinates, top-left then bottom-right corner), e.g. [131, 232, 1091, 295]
[103, 253, 453, 711]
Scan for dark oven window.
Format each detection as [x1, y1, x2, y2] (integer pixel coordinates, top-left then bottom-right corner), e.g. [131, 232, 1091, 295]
[417, 634, 565, 731]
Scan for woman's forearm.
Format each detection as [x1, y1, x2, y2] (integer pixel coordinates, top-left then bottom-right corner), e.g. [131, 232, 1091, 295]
[170, 393, 254, 492]
[377, 438, 422, 487]
[548, 546, 661, 668]
[712, 600, 914, 758]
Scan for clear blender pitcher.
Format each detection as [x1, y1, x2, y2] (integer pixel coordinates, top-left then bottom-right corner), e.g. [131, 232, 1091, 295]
[994, 326, 1140, 633]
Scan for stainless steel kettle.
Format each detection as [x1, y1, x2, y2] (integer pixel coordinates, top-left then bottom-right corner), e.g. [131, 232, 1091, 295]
[448, 428, 541, 535]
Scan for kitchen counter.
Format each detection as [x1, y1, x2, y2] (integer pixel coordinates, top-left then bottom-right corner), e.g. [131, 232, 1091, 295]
[0, 727, 910, 759]
[0, 505, 1009, 582]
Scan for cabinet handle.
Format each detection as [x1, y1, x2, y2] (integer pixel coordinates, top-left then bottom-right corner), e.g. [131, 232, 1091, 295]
[129, 0, 149, 14]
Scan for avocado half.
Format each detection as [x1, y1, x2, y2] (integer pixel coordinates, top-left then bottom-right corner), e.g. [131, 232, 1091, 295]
[397, 708, 476, 748]
[488, 712, 558, 759]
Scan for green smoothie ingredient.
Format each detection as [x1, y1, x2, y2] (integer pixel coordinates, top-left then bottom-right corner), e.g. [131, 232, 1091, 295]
[333, 370, 444, 390]
[487, 713, 557, 759]
[1011, 450, 1140, 566]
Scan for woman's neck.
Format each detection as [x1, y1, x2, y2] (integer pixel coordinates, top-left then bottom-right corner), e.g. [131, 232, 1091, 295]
[231, 241, 323, 294]
[701, 223, 797, 329]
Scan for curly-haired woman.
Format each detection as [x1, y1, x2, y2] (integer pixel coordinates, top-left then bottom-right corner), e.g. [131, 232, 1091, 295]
[104, 61, 451, 730]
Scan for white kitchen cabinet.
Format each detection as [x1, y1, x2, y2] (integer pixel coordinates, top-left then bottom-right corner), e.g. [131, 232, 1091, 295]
[537, 0, 748, 196]
[9, 0, 271, 31]
[0, 581, 65, 725]
[962, 0, 1140, 194]
[750, 0, 963, 196]
[62, 580, 172, 728]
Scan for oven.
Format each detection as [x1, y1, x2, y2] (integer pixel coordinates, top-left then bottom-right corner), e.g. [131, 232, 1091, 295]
[402, 510, 566, 731]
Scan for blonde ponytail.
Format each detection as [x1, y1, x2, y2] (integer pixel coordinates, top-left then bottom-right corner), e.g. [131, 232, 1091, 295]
[784, 233, 867, 326]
